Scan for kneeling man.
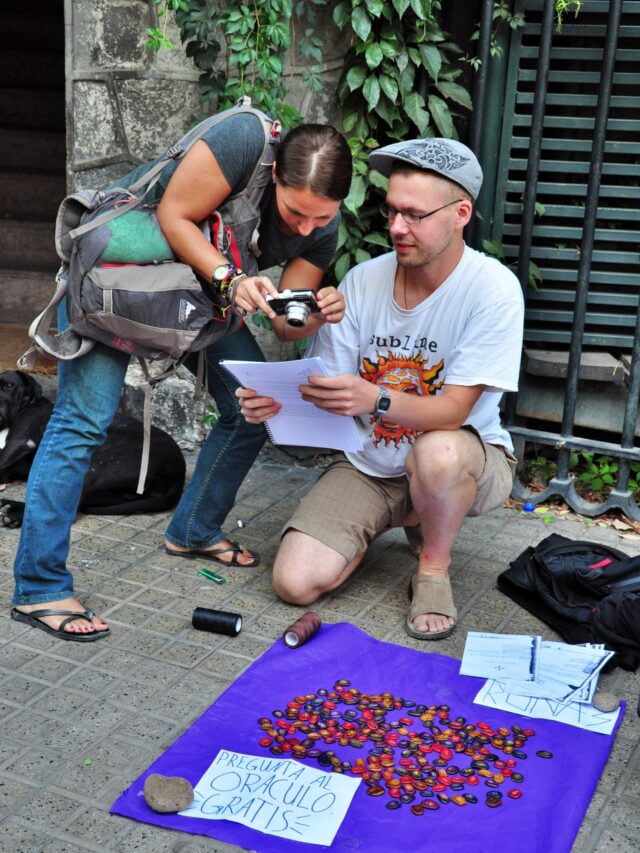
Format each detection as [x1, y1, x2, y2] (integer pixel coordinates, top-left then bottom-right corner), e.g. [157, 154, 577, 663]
[239, 137, 524, 640]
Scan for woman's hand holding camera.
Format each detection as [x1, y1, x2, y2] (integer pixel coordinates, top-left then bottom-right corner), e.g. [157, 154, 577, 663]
[232, 276, 279, 319]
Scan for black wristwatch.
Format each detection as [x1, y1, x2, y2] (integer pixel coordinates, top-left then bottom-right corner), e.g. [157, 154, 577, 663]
[374, 388, 391, 416]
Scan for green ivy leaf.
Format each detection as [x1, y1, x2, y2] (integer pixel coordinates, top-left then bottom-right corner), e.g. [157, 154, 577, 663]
[420, 44, 442, 81]
[364, 232, 390, 247]
[346, 65, 367, 92]
[369, 171, 389, 190]
[404, 92, 430, 135]
[344, 174, 367, 215]
[374, 93, 396, 127]
[334, 252, 351, 282]
[397, 63, 416, 94]
[428, 94, 455, 137]
[435, 80, 473, 110]
[410, 0, 431, 20]
[391, 0, 410, 18]
[482, 238, 505, 259]
[365, 42, 384, 69]
[351, 6, 372, 41]
[379, 38, 398, 58]
[333, 0, 350, 28]
[355, 248, 372, 263]
[363, 75, 381, 111]
[378, 73, 398, 103]
[365, 0, 386, 17]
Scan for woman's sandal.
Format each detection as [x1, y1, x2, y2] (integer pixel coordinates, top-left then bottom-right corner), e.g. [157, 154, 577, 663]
[405, 574, 457, 640]
[10, 607, 110, 642]
[165, 541, 260, 568]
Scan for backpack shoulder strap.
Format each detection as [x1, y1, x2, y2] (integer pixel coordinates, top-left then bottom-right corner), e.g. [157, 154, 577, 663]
[70, 99, 278, 243]
[17, 267, 95, 370]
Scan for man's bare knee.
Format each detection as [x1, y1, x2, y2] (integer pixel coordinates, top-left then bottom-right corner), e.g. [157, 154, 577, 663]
[406, 431, 468, 491]
[272, 529, 348, 606]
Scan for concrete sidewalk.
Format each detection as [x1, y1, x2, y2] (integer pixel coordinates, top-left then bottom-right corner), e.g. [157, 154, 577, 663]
[1, 453, 639, 852]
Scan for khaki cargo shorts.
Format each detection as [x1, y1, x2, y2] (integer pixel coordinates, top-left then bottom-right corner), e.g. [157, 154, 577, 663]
[283, 432, 517, 563]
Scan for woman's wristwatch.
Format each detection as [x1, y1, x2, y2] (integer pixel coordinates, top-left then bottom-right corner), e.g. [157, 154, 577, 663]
[212, 264, 246, 299]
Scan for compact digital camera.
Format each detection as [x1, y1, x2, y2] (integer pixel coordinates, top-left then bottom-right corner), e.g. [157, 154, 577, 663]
[266, 289, 319, 327]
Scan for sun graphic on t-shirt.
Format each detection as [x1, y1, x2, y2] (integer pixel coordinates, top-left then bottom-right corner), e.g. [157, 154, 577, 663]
[360, 351, 445, 447]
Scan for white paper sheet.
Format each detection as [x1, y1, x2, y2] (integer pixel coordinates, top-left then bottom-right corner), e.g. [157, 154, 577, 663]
[179, 750, 361, 846]
[460, 632, 540, 681]
[474, 679, 621, 734]
[221, 357, 363, 452]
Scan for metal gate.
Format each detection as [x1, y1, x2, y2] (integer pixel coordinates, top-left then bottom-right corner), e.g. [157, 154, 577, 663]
[472, 0, 640, 519]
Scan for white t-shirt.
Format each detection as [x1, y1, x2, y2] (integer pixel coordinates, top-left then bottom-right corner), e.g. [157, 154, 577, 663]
[309, 245, 524, 478]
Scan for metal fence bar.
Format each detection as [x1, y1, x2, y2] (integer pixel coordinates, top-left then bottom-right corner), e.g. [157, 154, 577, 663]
[504, 0, 556, 426]
[469, 0, 494, 156]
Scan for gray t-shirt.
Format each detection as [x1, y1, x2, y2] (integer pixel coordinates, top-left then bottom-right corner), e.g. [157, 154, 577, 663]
[116, 113, 339, 272]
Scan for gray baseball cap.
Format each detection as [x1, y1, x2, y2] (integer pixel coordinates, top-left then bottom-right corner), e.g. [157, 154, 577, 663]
[369, 138, 483, 201]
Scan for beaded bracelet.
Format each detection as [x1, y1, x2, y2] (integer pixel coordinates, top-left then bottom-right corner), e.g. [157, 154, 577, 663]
[220, 271, 247, 301]
[217, 269, 244, 299]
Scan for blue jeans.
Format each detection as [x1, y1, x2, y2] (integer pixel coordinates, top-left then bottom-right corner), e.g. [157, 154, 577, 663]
[12, 323, 266, 605]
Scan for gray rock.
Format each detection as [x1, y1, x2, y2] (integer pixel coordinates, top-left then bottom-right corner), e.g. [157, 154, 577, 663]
[592, 691, 621, 713]
[143, 773, 194, 813]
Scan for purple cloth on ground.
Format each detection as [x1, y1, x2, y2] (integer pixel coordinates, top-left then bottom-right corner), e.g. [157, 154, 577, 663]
[111, 623, 622, 852]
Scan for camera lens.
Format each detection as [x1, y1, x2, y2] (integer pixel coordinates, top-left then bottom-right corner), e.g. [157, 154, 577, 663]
[285, 300, 309, 327]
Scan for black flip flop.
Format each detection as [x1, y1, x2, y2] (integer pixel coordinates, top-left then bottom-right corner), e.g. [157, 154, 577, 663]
[165, 541, 260, 568]
[10, 607, 110, 642]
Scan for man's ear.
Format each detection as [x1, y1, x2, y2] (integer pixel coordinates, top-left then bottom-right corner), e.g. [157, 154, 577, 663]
[457, 199, 473, 228]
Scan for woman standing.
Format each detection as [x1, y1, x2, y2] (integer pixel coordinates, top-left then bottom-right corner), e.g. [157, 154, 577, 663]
[11, 109, 352, 641]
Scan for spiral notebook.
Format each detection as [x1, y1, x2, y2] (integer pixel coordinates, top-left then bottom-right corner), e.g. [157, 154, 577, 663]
[220, 357, 364, 452]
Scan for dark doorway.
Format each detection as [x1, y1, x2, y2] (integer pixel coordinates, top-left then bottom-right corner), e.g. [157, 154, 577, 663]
[0, 0, 66, 326]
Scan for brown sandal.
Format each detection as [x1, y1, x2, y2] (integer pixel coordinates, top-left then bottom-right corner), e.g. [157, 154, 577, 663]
[405, 574, 457, 640]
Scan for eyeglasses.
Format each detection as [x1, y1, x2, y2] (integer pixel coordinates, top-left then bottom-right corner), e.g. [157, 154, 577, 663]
[379, 198, 463, 226]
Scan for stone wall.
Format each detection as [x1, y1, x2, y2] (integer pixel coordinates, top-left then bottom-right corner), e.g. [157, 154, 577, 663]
[66, 0, 202, 190]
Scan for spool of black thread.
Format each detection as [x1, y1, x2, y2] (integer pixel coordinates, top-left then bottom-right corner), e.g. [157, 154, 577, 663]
[192, 607, 242, 636]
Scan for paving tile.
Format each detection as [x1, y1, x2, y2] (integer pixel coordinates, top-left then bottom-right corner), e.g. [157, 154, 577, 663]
[0, 777, 38, 816]
[26, 685, 92, 719]
[11, 785, 82, 829]
[18, 654, 79, 683]
[59, 667, 120, 697]
[156, 640, 215, 668]
[197, 651, 253, 681]
[1, 710, 63, 745]
[593, 828, 640, 852]
[0, 816, 50, 852]
[113, 822, 184, 851]
[0, 643, 37, 669]
[64, 805, 130, 847]
[111, 629, 170, 657]
[3, 748, 68, 786]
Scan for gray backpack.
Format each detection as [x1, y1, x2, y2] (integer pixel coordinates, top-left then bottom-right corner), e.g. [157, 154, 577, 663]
[18, 98, 280, 492]
[20, 98, 279, 369]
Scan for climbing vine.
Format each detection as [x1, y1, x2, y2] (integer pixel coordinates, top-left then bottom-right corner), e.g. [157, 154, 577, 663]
[330, 0, 472, 279]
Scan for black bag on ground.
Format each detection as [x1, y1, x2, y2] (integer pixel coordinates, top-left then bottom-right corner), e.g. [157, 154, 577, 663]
[498, 532, 640, 670]
[0, 371, 185, 517]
